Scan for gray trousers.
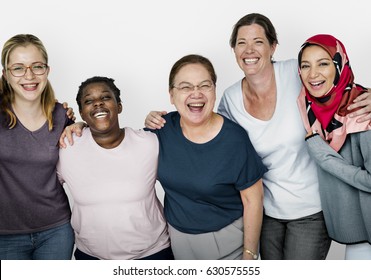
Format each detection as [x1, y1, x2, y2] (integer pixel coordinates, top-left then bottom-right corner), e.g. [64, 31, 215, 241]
[168, 217, 244, 260]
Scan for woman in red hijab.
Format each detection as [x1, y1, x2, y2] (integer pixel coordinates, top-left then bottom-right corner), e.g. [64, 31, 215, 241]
[297, 34, 371, 259]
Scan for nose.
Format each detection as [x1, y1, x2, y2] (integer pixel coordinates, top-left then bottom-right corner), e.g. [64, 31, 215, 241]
[190, 87, 203, 98]
[244, 43, 255, 54]
[309, 66, 319, 78]
[93, 99, 104, 107]
[24, 67, 35, 79]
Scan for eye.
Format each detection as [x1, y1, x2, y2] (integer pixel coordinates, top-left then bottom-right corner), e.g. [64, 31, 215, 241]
[319, 62, 330, 67]
[32, 64, 45, 70]
[300, 64, 309, 69]
[180, 86, 192, 92]
[102, 95, 112, 100]
[84, 99, 93, 105]
[11, 65, 25, 71]
[199, 83, 212, 91]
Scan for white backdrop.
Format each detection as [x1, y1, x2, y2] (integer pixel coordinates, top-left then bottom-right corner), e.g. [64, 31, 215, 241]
[2, 0, 370, 260]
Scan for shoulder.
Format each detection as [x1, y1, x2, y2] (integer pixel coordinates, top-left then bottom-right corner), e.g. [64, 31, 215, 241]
[163, 111, 179, 122]
[124, 127, 159, 144]
[62, 127, 91, 150]
[53, 102, 66, 114]
[53, 102, 68, 120]
[274, 59, 298, 72]
[275, 58, 298, 66]
[223, 79, 243, 96]
[221, 115, 249, 138]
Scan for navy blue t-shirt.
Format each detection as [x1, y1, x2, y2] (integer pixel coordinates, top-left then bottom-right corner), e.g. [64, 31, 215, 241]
[150, 112, 266, 234]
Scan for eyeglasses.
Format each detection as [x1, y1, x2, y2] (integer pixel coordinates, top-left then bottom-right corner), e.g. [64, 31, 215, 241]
[172, 81, 214, 94]
[7, 62, 48, 77]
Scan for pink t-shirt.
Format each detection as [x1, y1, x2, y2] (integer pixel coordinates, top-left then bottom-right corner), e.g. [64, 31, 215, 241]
[57, 127, 169, 259]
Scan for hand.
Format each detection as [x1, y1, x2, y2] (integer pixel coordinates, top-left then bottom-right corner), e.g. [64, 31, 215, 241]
[59, 122, 86, 148]
[347, 90, 371, 122]
[60, 101, 76, 121]
[144, 111, 167, 129]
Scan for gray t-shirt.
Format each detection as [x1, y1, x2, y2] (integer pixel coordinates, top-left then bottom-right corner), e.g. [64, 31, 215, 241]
[0, 103, 72, 234]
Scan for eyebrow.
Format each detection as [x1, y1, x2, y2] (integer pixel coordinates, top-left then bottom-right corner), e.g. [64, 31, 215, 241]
[178, 79, 211, 85]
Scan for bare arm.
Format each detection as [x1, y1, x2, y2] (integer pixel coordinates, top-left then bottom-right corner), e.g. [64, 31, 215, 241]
[59, 122, 86, 148]
[144, 111, 168, 129]
[240, 179, 264, 260]
[347, 90, 371, 122]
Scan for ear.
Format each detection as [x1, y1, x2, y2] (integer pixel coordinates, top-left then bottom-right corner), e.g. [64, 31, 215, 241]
[270, 42, 277, 57]
[118, 102, 123, 114]
[2, 69, 7, 80]
[169, 90, 175, 105]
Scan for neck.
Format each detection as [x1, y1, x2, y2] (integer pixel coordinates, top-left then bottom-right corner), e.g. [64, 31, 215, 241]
[92, 127, 125, 149]
[12, 98, 43, 117]
[180, 113, 222, 144]
[244, 64, 276, 98]
[12, 98, 46, 131]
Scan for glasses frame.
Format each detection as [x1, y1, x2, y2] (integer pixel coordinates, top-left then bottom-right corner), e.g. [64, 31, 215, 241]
[7, 62, 49, 77]
[172, 81, 215, 94]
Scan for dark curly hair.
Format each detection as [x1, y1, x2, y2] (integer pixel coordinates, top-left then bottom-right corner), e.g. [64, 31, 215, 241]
[76, 76, 122, 111]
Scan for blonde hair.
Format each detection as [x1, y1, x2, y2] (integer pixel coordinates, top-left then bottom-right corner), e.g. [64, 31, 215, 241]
[1, 34, 55, 130]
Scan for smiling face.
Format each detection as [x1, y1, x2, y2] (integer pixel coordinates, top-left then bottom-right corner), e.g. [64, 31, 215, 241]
[170, 63, 216, 126]
[300, 45, 336, 97]
[233, 24, 276, 76]
[79, 82, 122, 134]
[4, 44, 49, 103]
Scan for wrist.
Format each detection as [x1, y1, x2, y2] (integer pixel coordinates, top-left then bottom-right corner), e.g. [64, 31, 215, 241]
[244, 248, 258, 260]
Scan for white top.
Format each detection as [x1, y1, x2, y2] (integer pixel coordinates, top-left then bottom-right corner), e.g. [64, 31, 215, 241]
[218, 59, 321, 219]
[57, 127, 170, 259]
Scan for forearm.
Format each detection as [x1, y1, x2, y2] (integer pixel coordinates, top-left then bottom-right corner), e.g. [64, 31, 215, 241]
[240, 180, 264, 260]
[307, 134, 371, 193]
[242, 200, 263, 260]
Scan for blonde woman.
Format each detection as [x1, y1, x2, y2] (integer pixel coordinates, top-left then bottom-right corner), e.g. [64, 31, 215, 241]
[0, 34, 74, 259]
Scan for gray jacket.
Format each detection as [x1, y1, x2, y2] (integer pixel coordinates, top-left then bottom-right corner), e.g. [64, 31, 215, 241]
[306, 131, 371, 244]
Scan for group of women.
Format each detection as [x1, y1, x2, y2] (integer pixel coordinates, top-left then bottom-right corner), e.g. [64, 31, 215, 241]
[1, 13, 370, 260]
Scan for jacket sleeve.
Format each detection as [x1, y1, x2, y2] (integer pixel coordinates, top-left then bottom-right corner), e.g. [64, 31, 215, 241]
[306, 133, 371, 193]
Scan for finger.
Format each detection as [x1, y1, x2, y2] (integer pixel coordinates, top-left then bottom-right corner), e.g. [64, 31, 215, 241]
[59, 131, 67, 148]
[352, 94, 368, 103]
[145, 120, 162, 130]
[356, 113, 371, 123]
[348, 99, 369, 111]
[62, 102, 69, 109]
[59, 139, 67, 148]
[65, 127, 74, 145]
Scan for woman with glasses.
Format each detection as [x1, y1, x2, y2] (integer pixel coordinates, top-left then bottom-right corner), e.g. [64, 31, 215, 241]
[146, 54, 266, 260]
[0, 34, 74, 259]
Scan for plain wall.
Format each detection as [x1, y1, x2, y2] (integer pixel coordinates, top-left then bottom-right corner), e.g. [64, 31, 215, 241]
[2, 0, 369, 260]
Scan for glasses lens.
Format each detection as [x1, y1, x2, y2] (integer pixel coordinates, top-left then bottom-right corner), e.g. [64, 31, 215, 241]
[31, 63, 47, 75]
[198, 81, 213, 92]
[10, 64, 26, 77]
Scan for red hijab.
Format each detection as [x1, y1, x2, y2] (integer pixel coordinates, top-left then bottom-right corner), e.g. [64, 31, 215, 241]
[297, 34, 370, 151]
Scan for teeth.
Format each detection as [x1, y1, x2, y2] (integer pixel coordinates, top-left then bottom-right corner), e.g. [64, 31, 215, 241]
[188, 103, 204, 107]
[310, 81, 323, 86]
[244, 58, 258, 64]
[94, 112, 108, 118]
[23, 84, 37, 88]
